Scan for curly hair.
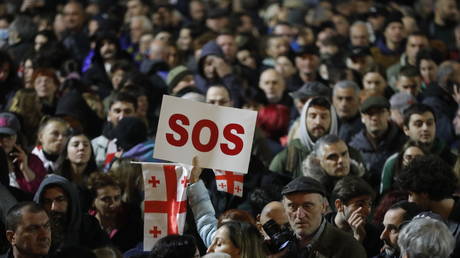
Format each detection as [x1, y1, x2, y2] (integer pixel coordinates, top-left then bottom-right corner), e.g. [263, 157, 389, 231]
[396, 155, 457, 201]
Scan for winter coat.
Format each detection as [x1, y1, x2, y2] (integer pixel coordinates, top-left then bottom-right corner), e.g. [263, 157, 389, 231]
[349, 122, 406, 189]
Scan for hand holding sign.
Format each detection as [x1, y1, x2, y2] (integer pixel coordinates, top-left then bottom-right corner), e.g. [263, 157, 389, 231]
[154, 95, 257, 174]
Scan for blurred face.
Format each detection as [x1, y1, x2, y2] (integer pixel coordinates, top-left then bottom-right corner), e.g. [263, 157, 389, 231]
[23, 59, 34, 87]
[384, 22, 405, 45]
[206, 86, 232, 107]
[177, 28, 192, 51]
[100, 41, 117, 60]
[403, 112, 436, 145]
[42, 186, 69, 214]
[306, 105, 331, 140]
[34, 75, 57, 99]
[273, 24, 294, 42]
[275, 56, 296, 78]
[190, 1, 206, 22]
[137, 95, 148, 117]
[350, 24, 369, 47]
[108, 101, 135, 126]
[453, 108, 460, 136]
[361, 108, 390, 138]
[283, 192, 326, 239]
[295, 54, 320, 75]
[340, 195, 372, 223]
[129, 18, 144, 43]
[406, 36, 428, 62]
[203, 56, 218, 80]
[67, 135, 91, 165]
[259, 70, 285, 103]
[207, 226, 241, 258]
[63, 2, 85, 31]
[363, 72, 387, 96]
[7, 210, 51, 257]
[39, 121, 69, 154]
[139, 34, 153, 55]
[380, 208, 405, 256]
[111, 69, 125, 90]
[93, 186, 122, 217]
[267, 37, 289, 59]
[127, 0, 147, 17]
[402, 146, 425, 167]
[0, 133, 16, 153]
[333, 87, 359, 119]
[34, 34, 48, 51]
[0, 62, 10, 81]
[319, 141, 350, 177]
[419, 59, 437, 83]
[236, 50, 256, 70]
[332, 15, 349, 36]
[217, 34, 237, 60]
[438, 0, 458, 22]
[396, 75, 421, 96]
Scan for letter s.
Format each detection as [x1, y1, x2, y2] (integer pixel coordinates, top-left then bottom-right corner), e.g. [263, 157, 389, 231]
[165, 114, 189, 146]
[220, 123, 244, 155]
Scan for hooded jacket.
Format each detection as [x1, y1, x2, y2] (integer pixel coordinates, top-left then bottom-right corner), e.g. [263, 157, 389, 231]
[270, 98, 338, 178]
[301, 153, 365, 194]
[33, 174, 109, 252]
[195, 41, 243, 107]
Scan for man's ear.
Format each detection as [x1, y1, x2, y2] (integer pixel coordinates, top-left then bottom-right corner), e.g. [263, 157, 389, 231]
[403, 125, 410, 136]
[335, 199, 344, 212]
[6, 230, 15, 244]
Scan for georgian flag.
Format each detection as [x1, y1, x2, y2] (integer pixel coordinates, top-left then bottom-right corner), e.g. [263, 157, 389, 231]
[213, 169, 244, 197]
[141, 163, 191, 251]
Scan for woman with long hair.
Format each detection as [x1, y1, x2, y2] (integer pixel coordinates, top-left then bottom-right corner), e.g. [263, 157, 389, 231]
[207, 221, 267, 258]
[54, 130, 98, 211]
[8, 88, 43, 148]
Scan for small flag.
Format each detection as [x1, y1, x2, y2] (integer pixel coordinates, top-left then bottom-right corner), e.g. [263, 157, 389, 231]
[141, 163, 191, 251]
[213, 169, 244, 197]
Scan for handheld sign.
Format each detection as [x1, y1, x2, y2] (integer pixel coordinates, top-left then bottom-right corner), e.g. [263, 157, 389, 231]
[154, 95, 257, 174]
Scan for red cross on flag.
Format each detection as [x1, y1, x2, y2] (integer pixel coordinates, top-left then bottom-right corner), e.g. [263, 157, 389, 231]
[213, 169, 244, 197]
[141, 163, 192, 251]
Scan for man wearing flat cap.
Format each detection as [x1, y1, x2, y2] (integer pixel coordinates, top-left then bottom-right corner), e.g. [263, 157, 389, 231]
[281, 176, 366, 258]
[349, 96, 406, 189]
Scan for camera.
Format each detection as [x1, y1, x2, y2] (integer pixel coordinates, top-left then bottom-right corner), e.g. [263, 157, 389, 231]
[262, 219, 294, 254]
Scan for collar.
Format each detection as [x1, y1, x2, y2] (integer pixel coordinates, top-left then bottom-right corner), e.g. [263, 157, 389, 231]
[304, 217, 326, 250]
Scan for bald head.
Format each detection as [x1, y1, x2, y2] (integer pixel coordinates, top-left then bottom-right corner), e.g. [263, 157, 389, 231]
[350, 22, 370, 47]
[259, 201, 289, 226]
[148, 39, 168, 61]
[259, 69, 286, 104]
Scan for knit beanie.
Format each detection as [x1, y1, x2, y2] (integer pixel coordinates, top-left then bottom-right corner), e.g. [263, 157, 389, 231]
[167, 65, 192, 93]
[113, 117, 147, 151]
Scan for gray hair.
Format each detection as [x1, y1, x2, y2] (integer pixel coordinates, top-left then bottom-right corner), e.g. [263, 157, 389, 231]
[333, 80, 360, 96]
[398, 218, 455, 258]
[130, 15, 153, 34]
[436, 61, 457, 88]
[312, 134, 344, 158]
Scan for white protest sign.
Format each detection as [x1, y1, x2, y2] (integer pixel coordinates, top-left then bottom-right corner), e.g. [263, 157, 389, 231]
[154, 95, 257, 174]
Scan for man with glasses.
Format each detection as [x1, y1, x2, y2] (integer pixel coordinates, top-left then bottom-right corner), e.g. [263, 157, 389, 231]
[33, 174, 109, 255]
[327, 176, 381, 257]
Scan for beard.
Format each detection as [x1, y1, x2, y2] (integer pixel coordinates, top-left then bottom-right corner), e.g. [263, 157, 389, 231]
[49, 211, 68, 246]
[383, 239, 399, 257]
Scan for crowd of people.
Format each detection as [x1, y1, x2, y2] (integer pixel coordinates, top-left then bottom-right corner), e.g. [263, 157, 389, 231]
[1, 0, 460, 257]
